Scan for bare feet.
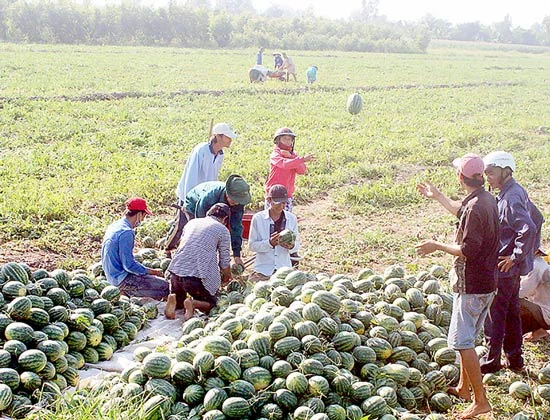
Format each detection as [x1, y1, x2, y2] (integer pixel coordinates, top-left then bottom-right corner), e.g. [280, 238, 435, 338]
[459, 400, 492, 419]
[164, 293, 176, 319]
[183, 298, 194, 322]
[524, 328, 550, 342]
[447, 386, 472, 402]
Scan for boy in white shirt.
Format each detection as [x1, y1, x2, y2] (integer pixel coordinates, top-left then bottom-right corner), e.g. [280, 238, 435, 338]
[248, 185, 300, 281]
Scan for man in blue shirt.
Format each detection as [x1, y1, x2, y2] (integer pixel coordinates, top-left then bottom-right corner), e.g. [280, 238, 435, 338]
[101, 197, 169, 300]
[165, 122, 237, 255]
[256, 47, 264, 65]
[480, 151, 537, 374]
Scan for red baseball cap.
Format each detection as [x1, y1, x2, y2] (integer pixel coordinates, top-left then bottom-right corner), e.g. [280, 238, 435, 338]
[452, 154, 485, 179]
[126, 197, 152, 215]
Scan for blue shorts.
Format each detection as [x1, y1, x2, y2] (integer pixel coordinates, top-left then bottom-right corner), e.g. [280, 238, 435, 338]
[448, 292, 495, 350]
[119, 273, 170, 300]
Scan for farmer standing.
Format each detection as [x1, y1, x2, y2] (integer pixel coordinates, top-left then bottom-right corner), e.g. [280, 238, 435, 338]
[256, 47, 265, 65]
[165, 122, 237, 256]
[101, 197, 169, 300]
[265, 127, 315, 212]
[249, 185, 300, 281]
[282, 52, 297, 82]
[480, 151, 537, 374]
[164, 203, 232, 320]
[416, 154, 499, 419]
[178, 175, 251, 269]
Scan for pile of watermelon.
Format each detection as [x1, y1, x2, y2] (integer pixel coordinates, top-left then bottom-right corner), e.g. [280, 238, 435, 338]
[74, 264, 467, 420]
[0, 261, 155, 418]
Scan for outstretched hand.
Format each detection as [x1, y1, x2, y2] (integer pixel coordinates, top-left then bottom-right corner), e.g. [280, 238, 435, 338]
[304, 154, 316, 163]
[417, 181, 441, 200]
[415, 240, 439, 256]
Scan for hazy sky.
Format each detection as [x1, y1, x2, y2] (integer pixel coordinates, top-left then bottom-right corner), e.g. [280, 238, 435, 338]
[252, 0, 550, 28]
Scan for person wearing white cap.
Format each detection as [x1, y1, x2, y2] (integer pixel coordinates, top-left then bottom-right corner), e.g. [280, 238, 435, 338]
[165, 122, 237, 255]
[175, 122, 237, 204]
[416, 154, 499, 419]
[479, 151, 538, 375]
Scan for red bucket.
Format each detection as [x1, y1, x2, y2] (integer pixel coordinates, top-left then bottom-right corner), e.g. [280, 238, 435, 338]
[242, 213, 253, 239]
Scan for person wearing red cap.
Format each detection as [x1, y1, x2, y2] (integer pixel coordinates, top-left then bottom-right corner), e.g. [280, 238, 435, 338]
[415, 154, 499, 419]
[101, 197, 169, 300]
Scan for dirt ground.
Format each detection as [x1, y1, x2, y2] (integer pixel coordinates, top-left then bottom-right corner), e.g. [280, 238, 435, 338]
[0, 193, 453, 277]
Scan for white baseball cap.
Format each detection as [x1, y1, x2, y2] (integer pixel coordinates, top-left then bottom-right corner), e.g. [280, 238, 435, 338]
[212, 122, 237, 139]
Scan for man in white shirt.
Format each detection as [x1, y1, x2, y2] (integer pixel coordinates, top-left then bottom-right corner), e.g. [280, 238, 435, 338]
[248, 185, 299, 281]
[165, 122, 237, 256]
[520, 253, 550, 341]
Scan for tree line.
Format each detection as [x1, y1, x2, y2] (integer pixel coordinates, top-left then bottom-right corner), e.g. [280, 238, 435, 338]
[0, 1, 548, 52]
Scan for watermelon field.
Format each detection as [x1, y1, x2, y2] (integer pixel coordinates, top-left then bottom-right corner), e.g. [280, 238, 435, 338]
[0, 41, 550, 419]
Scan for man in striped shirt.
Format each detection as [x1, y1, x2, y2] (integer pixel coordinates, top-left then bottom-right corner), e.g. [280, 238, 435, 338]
[165, 203, 232, 320]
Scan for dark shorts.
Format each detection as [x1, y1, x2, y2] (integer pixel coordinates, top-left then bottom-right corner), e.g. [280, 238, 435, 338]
[169, 272, 217, 308]
[119, 273, 169, 300]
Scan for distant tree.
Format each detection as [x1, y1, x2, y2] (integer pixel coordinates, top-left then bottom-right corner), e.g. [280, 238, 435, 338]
[420, 14, 452, 39]
[210, 11, 232, 46]
[184, 0, 211, 8]
[493, 14, 513, 43]
[215, 0, 254, 15]
[361, 0, 379, 21]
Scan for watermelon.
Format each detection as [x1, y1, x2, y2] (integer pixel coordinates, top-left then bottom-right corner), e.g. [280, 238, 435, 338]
[509, 381, 532, 400]
[429, 392, 452, 412]
[0, 383, 13, 410]
[142, 353, 172, 378]
[221, 397, 249, 418]
[278, 229, 296, 247]
[346, 93, 363, 115]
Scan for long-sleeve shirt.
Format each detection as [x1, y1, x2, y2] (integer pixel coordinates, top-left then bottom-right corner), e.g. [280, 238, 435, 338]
[265, 145, 307, 198]
[184, 181, 245, 257]
[101, 218, 148, 286]
[496, 178, 537, 278]
[520, 256, 550, 325]
[176, 141, 224, 203]
[168, 216, 231, 296]
[249, 210, 299, 276]
[452, 187, 499, 294]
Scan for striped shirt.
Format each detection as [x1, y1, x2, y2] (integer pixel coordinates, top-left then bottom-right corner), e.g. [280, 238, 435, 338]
[168, 216, 231, 296]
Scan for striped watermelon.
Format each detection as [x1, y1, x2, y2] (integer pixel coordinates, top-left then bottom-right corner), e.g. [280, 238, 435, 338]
[346, 93, 363, 115]
[2, 281, 27, 298]
[221, 397, 249, 418]
[5, 322, 34, 344]
[286, 372, 308, 395]
[204, 387, 228, 411]
[311, 291, 341, 314]
[509, 381, 532, 400]
[228, 379, 255, 399]
[1, 262, 29, 284]
[0, 383, 13, 410]
[214, 356, 241, 381]
[242, 366, 272, 390]
[0, 368, 20, 390]
[142, 353, 172, 378]
[170, 361, 195, 386]
[429, 392, 452, 412]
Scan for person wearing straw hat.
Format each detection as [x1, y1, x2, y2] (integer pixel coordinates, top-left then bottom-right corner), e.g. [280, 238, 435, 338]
[248, 185, 300, 282]
[101, 197, 169, 300]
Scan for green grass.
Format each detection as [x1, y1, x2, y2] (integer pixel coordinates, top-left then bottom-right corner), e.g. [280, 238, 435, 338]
[1, 42, 550, 418]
